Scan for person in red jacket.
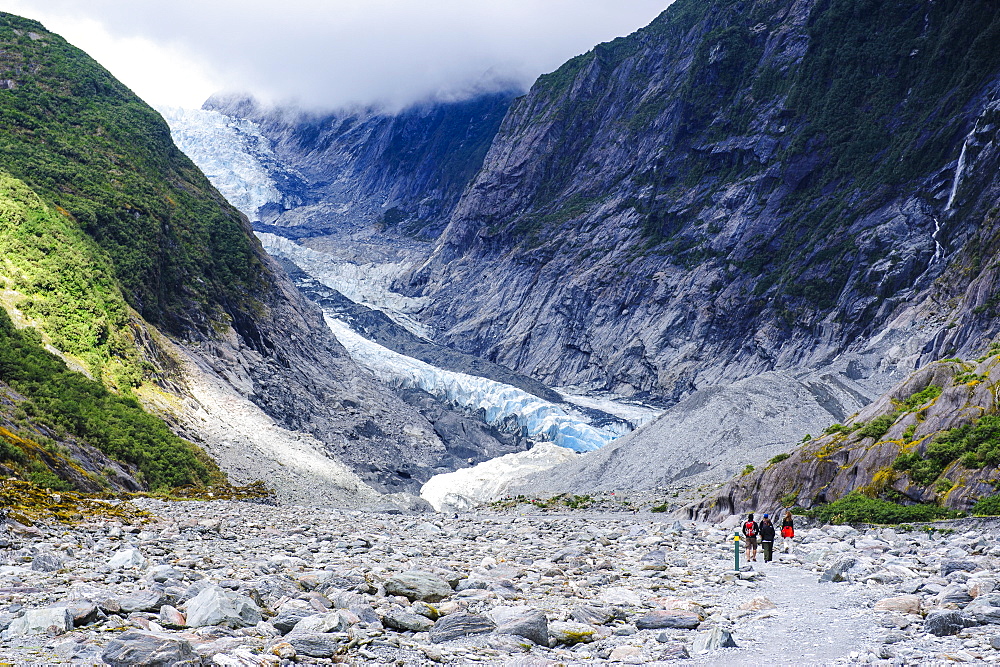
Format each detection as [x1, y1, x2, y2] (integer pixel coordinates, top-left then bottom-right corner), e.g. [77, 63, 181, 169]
[741, 513, 759, 562]
[781, 510, 795, 553]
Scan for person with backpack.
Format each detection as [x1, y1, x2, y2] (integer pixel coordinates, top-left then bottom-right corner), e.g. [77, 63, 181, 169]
[741, 513, 759, 562]
[781, 510, 795, 553]
[759, 514, 776, 562]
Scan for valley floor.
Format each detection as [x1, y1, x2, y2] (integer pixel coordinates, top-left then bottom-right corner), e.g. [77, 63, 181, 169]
[0, 500, 998, 665]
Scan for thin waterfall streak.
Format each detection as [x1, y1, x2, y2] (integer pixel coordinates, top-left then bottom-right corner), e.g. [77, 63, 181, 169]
[945, 140, 969, 212]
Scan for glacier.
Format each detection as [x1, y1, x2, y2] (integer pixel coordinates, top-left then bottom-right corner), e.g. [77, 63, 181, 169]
[259, 232, 431, 338]
[158, 106, 282, 220]
[324, 316, 616, 453]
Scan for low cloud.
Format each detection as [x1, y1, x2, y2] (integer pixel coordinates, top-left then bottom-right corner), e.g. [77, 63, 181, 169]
[6, 0, 670, 110]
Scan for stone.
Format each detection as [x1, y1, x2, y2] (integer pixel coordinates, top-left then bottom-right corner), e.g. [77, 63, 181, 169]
[3, 607, 73, 638]
[635, 610, 701, 630]
[383, 608, 434, 632]
[285, 633, 345, 658]
[598, 586, 643, 606]
[874, 595, 922, 615]
[820, 557, 856, 583]
[490, 607, 548, 645]
[101, 630, 200, 666]
[184, 585, 261, 629]
[692, 626, 738, 652]
[738, 596, 776, 611]
[430, 612, 495, 643]
[118, 589, 166, 614]
[548, 620, 596, 645]
[108, 548, 147, 570]
[384, 571, 453, 602]
[990, 635, 1000, 650]
[270, 608, 315, 634]
[937, 584, 973, 607]
[62, 600, 100, 626]
[31, 552, 65, 572]
[923, 609, 976, 637]
[146, 565, 185, 583]
[289, 610, 355, 635]
[658, 643, 692, 660]
[159, 605, 186, 628]
[609, 645, 644, 662]
[571, 605, 613, 626]
[270, 642, 296, 659]
[941, 559, 978, 577]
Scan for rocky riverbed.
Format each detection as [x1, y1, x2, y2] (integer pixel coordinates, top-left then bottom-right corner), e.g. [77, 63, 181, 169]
[1, 499, 999, 665]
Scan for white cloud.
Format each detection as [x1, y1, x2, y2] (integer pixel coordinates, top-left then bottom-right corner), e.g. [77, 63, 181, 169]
[3, 0, 671, 110]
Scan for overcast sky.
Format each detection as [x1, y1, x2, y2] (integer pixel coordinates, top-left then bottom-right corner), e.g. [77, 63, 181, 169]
[3, 1, 672, 110]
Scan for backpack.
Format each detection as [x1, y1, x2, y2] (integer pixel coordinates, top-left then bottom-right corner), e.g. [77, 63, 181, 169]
[744, 521, 757, 537]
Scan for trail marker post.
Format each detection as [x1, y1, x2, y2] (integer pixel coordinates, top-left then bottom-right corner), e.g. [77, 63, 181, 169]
[734, 533, 740, 571]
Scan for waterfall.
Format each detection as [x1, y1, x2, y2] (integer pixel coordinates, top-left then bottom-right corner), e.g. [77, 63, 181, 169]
[931, 217, 943, 264]
[945, 139, 969, 212]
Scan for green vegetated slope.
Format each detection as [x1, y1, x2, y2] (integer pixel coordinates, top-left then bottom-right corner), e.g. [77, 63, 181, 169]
[0, 13, 252, 492]
[690, 346, 1000, 521]
[0, 14, 268, 335]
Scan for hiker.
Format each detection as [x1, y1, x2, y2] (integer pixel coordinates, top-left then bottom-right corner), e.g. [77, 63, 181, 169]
[759, 513, 776, 562]
[741, 512, 759, 562]
[781, 510, 795, 552]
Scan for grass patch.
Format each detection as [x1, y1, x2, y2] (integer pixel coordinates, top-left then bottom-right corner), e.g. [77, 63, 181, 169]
[971, 494, 1000, 516]
[804, 491, 963, 525]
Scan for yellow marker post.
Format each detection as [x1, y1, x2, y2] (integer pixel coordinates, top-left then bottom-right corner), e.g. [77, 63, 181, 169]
[734, 533, 741, 572]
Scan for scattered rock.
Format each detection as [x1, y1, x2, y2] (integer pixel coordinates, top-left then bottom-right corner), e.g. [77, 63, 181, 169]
[635, 610, 701, 630]
[101, 630, 200, 666]
[692, 626, 738, 652]
[874, 595, 921, 615]
[184, 585, 261, 628]
[548, 620, 596, 645]
[923, 609, 976, 637]
[3, 607, 73, 638]
[384, 571, 453, 602]
[429, 613, 495, 643]
[820, 557, 857, 583]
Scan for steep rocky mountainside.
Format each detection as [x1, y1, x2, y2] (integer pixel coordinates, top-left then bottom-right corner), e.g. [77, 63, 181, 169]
[205, 91, 516, 241]
[0, 13, 456, 500]
[405, 0, 1000, 404]
[689, 344, 1000, 519]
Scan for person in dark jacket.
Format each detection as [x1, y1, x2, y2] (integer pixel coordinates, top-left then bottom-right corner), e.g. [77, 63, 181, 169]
[759, 514, 776, 562]
[741, 513, 759, 562]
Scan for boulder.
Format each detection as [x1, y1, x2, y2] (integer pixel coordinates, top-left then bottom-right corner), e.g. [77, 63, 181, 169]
[3, 607, 73, 638]
[184, 585, 261, 629]
[923, 609, 976, 637]
[108, 548, 147, 570]
[635, 610, 701, 630]
[820, 557, 857, 583]
[598, 586, 643, 606]
[382, 608, 434, 632]
[271, 608, 315, 634]
[548, 620, 596, 645]
[738, 596, 776, 611]
[31, 552, 65, 572]
[874, 595, 922, 615]
[158, 605, 186, 629]
[101, 630, 200, 666]
[571, 605, 613, 626]
[118, 589, 166, 614]
[289, 610, 355, 635]
[430, 613, 495, 643]
[384, 571, 452, 602]
[285, 633, 345, 658]
[489, 607, 548, 645]
[692, 626, 738, 652]
[941, 559, 978, 577]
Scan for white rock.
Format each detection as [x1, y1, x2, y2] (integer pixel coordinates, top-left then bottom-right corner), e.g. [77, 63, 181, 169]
[3, 607, 73, 638]
[108, 548, 146, 570]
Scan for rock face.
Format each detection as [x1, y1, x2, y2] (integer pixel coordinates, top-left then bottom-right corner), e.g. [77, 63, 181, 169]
[513, 370, 872, 494]
[205, 90, 516, 241]
[405, 0, 1000, 405]
[689, 356, 1000, 518]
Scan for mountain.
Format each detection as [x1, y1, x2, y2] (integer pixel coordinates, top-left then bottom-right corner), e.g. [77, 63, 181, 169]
[204, 90, 517, 241]
[0, 13, 468, 503]
[194, 0, 1000, 511]
[405, 0, 1000, 405]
